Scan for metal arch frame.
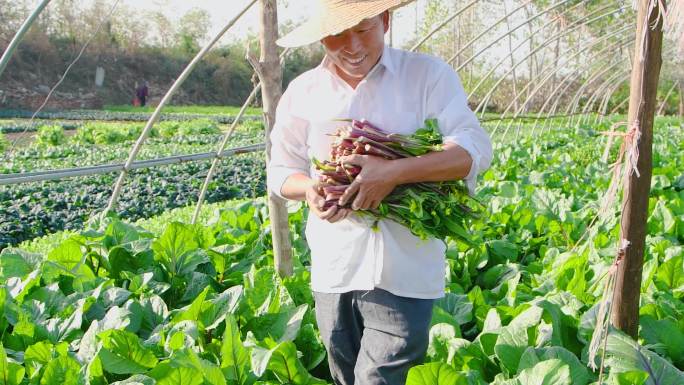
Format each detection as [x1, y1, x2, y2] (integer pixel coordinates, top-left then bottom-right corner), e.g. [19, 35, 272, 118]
[476, 9, 629, 118]
[610, 94, 630, 115]
[454, 0, 576, 71]
[106, 0, 258, 213]
[467, 1, 617, 106]
[530, 40, 630, 135]
[533, 44, 630, 135]
[444, 0, 531, 66]
[0, 0, 52, 79]
[540, 49, 631, 134]
[508, 55, 628, 138]
[409, 0, 478, 52]
[511, 35, 631, 137]
[585, 45, 675, 126]
[595, 73, 631, 125]
[531, 42, 631, 136]
[490, 25, 633, 136]
[537, 40, 631, 134]
[575, 67, 631, 126]
[564, 54, 632, 123]
[500, 27, 632, 128]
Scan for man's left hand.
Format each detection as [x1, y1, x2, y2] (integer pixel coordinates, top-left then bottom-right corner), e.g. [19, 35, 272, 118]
[338, 154, 398, 210]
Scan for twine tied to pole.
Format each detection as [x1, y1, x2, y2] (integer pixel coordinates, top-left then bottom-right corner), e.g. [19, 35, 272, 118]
[585, 120, 642, 380]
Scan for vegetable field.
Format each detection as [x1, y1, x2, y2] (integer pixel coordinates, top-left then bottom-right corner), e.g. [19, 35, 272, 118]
[1, 0, 683, 384]
[1, 119, 266, 249]
[1, 116, 682, 384]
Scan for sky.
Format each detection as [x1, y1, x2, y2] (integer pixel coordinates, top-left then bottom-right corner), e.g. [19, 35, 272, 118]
[71, 0, 429, 47]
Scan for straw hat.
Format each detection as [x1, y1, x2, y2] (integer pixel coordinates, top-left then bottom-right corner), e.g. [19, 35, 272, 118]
[276, 0, 414, 48]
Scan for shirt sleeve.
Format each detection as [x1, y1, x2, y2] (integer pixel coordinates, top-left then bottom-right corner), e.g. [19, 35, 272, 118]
[266, 87, 311, 199]
[426, 64, 493, 195]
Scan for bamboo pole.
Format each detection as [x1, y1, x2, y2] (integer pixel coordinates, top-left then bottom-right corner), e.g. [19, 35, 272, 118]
[247, 0, 293, 278]
[0, 0, 52, 79]
[105, 0, 257, 213]
[610, 0, 664, 339]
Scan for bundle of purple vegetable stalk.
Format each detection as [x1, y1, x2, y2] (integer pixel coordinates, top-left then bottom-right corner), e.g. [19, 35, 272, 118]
[312, 118, 481, 244]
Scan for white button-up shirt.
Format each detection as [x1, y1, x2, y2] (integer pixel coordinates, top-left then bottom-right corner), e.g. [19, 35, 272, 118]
[267, 45, 493, 299]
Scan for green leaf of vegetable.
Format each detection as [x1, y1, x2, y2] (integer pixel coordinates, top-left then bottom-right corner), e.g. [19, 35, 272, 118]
[0, 344, 24, 385]
[605, 328, 684, 385]
[40, 355, 80, 385]
[97, 329, 158, 374]
[406, 362, 468, 385]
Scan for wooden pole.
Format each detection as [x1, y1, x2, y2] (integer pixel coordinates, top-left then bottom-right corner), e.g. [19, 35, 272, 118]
[249, 0, 293, 277]
[610, 0, 664, 339]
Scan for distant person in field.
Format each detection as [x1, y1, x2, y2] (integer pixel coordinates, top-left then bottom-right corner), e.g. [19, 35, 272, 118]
[268, 1, 492, 384]
[136, 81, 149, 107]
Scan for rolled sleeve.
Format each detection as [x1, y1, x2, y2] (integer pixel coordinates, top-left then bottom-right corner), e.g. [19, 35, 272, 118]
[267, 90, 310, 199]
[427, 65, 493, 194]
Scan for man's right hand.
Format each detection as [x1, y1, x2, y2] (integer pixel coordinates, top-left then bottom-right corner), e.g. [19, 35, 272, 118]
[281, 174, 351, 223]
[305, 183, 351, 223]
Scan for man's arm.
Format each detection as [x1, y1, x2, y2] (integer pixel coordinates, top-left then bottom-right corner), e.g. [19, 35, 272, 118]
[390, 142, 472, 183]
[339, 62, 492, 211]
[280, 173, 316, 201]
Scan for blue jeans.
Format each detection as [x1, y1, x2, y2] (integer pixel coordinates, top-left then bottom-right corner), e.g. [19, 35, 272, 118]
[314, 288, 434, 385]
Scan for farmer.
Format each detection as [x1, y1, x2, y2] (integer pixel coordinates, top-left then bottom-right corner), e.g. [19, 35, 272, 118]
[268, 1, 492, 384]
[136, 81, 149, 107]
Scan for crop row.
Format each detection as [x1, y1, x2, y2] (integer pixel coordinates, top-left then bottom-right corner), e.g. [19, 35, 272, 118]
[0, 108, 261, 124]
[0, 153, 266, 250]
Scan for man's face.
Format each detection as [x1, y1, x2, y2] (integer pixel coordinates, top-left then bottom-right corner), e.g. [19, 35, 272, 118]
[320, 12, 390, 85]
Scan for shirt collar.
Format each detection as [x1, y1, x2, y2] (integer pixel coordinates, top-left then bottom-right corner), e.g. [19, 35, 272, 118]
[319, 44, 396, 80]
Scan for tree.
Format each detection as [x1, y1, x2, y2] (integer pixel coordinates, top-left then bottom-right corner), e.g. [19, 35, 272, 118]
[150, 11, 174, 49]
[175, 8, 211, 55]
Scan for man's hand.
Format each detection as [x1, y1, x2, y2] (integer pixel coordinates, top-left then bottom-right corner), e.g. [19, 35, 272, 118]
[337, 154, 398, 210]
[305, 182, 352, 223]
